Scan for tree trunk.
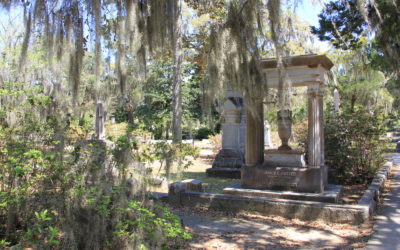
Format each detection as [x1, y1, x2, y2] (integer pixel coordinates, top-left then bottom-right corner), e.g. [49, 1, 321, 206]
[351, 94, 356, 113]
[171, 0, 182, 143]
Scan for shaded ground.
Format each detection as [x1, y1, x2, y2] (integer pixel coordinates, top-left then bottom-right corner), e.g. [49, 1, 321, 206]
[174, 207, 374, 249]
[175, 152, 397, 249]
[366, 153, 400, 249]
[341, 184, 369, 204]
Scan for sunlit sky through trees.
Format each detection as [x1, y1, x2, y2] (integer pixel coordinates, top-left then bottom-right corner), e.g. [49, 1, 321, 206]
[0, 1, 330, 53]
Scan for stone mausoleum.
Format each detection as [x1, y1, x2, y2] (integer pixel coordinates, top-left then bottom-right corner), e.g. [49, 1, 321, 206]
[209, 54, 341, 198]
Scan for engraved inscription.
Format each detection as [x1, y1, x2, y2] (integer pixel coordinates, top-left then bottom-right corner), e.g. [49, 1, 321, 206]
[264, 171, 297, 177]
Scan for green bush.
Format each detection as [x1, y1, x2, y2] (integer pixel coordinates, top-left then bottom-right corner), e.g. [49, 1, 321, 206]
[0, 84, 192, 249]
[115, 201, 191, 249]
[324, 109, 386, 184]
[194, 127, 214, 140]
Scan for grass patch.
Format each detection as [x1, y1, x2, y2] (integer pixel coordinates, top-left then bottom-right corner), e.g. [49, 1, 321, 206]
[149, 158, 238, 194]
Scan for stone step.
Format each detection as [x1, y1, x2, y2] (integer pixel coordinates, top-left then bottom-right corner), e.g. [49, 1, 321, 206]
[223, 184, 343, 203]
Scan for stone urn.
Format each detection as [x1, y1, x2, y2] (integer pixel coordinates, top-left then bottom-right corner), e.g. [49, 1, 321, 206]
[277, 110, 292, 150]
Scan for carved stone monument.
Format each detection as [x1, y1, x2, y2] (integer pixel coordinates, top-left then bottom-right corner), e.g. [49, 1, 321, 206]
[206, 91, 246, 178]
[232, 54, 339, 195]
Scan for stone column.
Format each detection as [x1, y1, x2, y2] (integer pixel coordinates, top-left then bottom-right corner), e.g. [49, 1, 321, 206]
[307, 85, 323, 168]
[245, 101, 264, 166]
[264, 120, 271, 147]
[319, 89, 327, 184]
[96, 101, 105, 140]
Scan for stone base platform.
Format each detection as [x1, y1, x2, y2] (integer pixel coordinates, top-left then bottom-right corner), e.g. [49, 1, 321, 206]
[212, 149, 244, 168]
[223, 183, 342, 203]
[241, 165, 324, 193]
[264, 149, 306, 168]
[206, 168, 241, 179]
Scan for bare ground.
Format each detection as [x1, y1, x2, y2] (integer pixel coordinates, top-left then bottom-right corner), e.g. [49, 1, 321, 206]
[171, 167, 395, 250]
[173, 207, 374, 249]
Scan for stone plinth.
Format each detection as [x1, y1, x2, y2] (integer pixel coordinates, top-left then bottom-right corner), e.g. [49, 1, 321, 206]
[207, 148, 244, 178]
[210, 91, 246, 178]
[264, 149, 306, 168]
[223, 183, 342, 203]
[241, 165, 324, 193]
[212, 149, 244, 168]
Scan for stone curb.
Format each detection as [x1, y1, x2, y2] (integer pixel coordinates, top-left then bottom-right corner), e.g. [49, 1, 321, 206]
[166, 162, 394, 224]
[357, 161, 393, 217]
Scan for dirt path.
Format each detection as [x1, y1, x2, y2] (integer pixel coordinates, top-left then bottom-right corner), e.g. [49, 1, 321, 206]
[174, 208, 374, 249]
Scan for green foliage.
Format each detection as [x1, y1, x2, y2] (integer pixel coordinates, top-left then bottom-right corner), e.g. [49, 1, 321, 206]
[385, 113, 400, 131]
[312, 0, 400, 109]
[142, 142, 199, 179]
[22, 210, 60, 247]
[115, 201, 191, 249]
[311, 0, 365, 50]
[0, 80, 192, 249]
[194, 127, 215, 140]
[324, 108, 386, 184]
[134, 57, 204, 140]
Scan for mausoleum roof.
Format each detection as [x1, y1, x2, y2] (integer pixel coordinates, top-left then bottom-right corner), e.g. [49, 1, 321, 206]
[261, 54, 334, 70]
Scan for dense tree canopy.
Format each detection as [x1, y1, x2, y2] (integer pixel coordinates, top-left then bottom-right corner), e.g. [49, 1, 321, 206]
[312, 0, 400, 110]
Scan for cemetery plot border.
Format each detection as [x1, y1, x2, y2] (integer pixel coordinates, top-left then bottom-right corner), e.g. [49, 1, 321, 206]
[167, 162, 393, 225]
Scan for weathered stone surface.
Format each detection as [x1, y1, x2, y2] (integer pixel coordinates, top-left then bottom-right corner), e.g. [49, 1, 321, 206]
[241, 165, 324, 193]
[212, 91, 246, 171]
[168, 182, 186, 206]
[182, 179, 203, 192]
[150, 192, 168, 202]
[223, 184, 342, 203]
[174, 192, 366, 224]
[264, 149, 306, 168]
[206, 168, 241, 179]
[212, 149, 244, 169]
[358, 161, 393, 217]
[167, 162, 392, 225]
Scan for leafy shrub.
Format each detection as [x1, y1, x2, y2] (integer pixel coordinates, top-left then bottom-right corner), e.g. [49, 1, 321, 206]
[143, 142, 199, 178]
[115, 201, 191, 249]
[0, 84, 192, 249]
[298, 108, 386, 185]
[324, 109, 385, 184]
[385, 112, 400, 131]
[195, 127, 214, 140]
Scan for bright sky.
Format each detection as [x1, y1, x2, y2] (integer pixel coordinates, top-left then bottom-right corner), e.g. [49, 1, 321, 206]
[298, 0, 323, 26]
[297, 0, 331, 52]
[0, 1, 331, 52]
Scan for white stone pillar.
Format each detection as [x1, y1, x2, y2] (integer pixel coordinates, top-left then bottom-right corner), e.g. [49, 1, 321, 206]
[96, 101, 105, 140]
[319, 89, 327, 184]
[264, 120, 271, 147]
[307, 85, 323, 168]
[333, 88, 340, 113]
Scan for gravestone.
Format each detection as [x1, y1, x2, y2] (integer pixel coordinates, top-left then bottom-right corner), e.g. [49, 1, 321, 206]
[333, 88, 340, 113]
[95, 102, 105, 140]
[264, 120, 271, 147]
[207, 91, 246, 178]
